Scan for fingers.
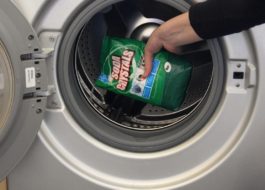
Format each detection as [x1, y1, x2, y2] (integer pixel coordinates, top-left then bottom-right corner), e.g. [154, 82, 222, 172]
[143, 40, 181, 78]
[163, 44, 182, 55]
[143, 31, 162, 78]
[142, 49, 153, 78]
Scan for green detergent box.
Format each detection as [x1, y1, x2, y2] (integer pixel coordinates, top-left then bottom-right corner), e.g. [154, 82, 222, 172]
[95, 36, 192, 111]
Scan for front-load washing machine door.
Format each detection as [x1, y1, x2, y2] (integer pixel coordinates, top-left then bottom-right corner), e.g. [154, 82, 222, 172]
[0, 0, 48, 180]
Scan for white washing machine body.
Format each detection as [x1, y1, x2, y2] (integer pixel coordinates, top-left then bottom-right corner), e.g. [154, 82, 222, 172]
[1, 0, 265, 190]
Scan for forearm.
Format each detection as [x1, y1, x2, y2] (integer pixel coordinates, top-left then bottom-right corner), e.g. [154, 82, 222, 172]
[190, 0, 265, 39]
[144, 0, 265, 77]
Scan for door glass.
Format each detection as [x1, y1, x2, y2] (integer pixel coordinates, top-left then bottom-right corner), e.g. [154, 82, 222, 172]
[0, 41, 14, 130]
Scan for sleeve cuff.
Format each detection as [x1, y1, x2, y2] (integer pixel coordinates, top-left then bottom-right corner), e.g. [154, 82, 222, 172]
[189, 0, 224, 39]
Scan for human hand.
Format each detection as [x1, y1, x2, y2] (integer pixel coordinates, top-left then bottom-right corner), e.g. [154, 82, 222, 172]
[143, 12, 202, 78]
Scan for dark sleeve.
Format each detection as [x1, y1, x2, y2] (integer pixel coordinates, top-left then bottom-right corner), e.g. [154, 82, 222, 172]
[189, 0, 265, 39]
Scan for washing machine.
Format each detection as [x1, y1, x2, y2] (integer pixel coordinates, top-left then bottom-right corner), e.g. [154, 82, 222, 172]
[1, 0, 265, 189]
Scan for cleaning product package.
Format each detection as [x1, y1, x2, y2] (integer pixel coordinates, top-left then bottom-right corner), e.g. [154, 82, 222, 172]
[95, 36, 192, 111]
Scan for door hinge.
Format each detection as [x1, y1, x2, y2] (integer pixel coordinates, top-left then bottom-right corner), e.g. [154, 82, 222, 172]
[35, 85, 55, 97]
[33, 48, 54, 59]
[23, 48, 53, 98]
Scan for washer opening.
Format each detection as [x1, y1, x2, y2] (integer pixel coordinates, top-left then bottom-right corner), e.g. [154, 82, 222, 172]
[75, 1, 213, 130]
[58, 0, 225, 152]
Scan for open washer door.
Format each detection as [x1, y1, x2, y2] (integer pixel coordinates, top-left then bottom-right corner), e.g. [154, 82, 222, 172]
[0, 0, 48, 180]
